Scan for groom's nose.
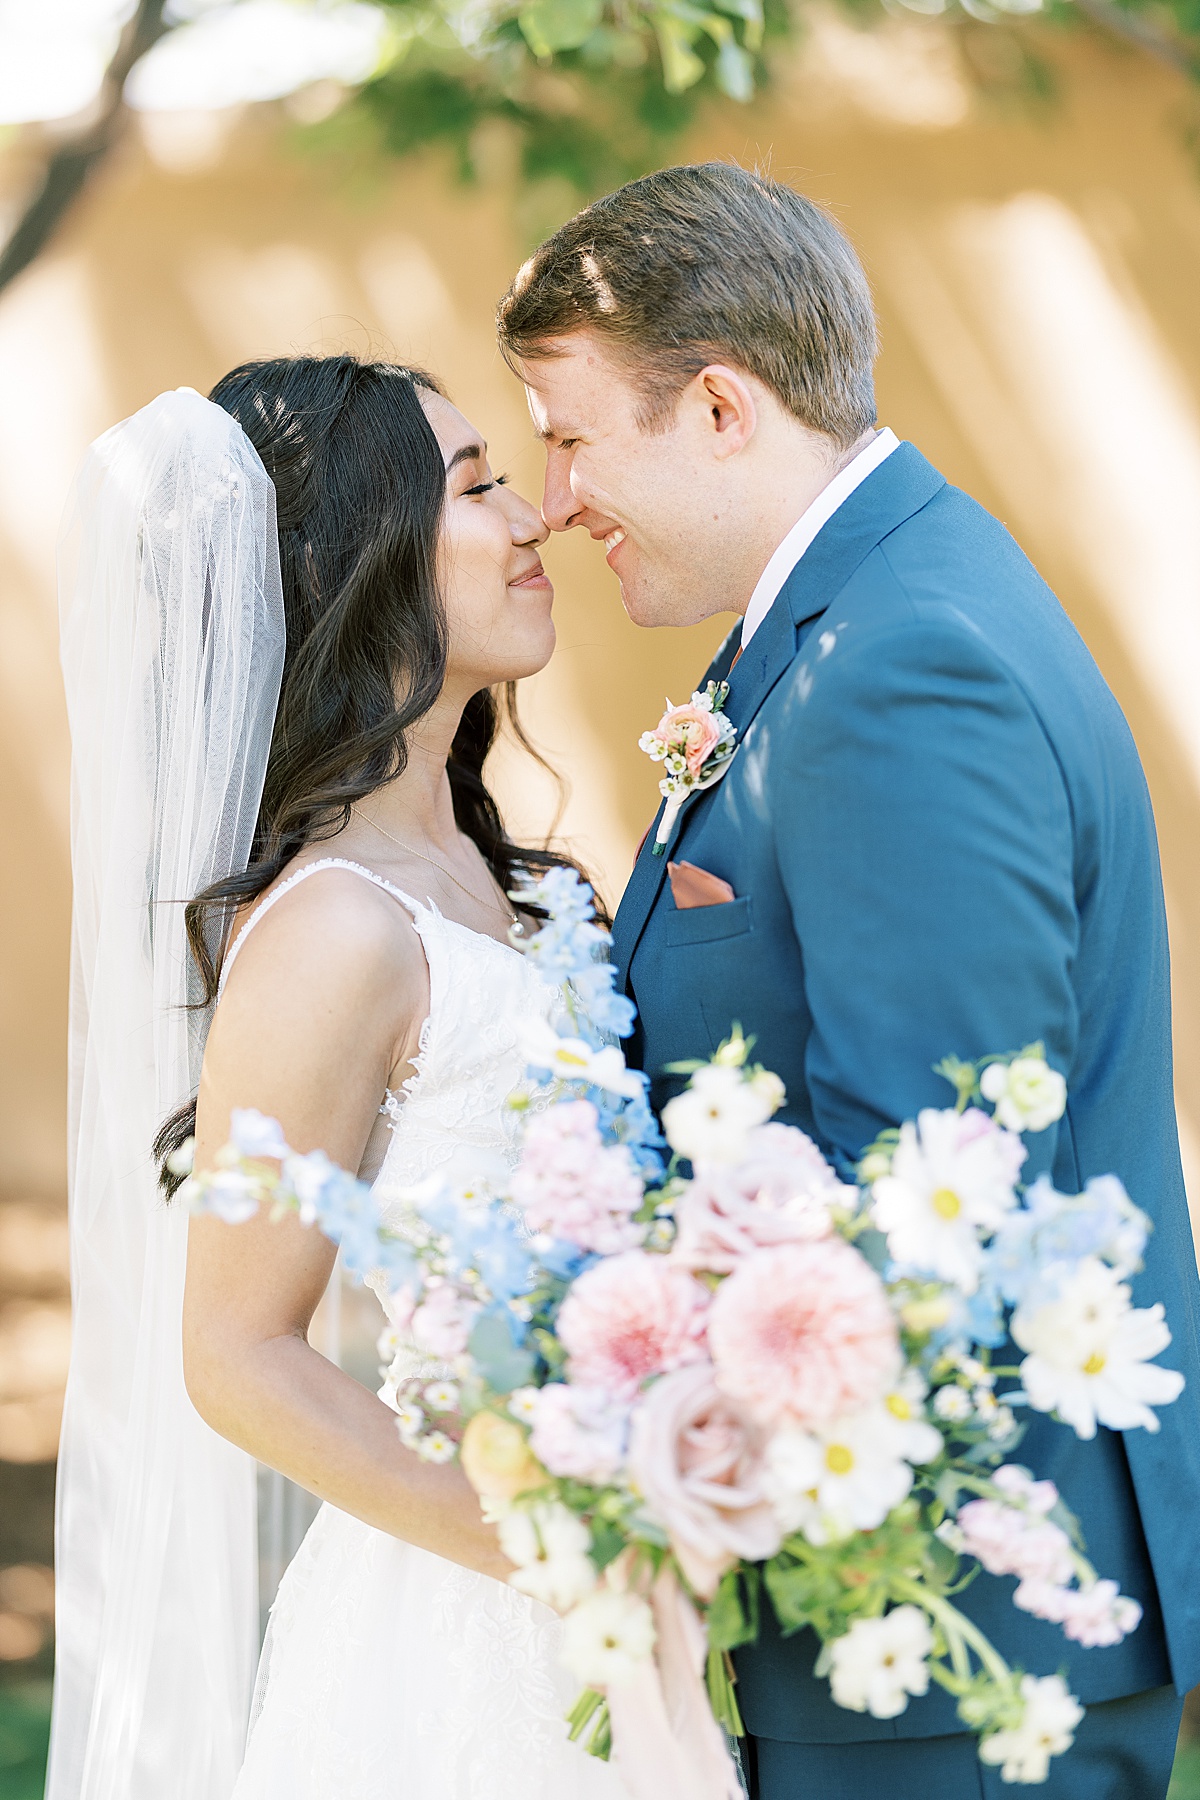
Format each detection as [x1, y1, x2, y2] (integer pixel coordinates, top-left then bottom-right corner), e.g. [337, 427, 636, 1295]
[541, 452, 584, 533]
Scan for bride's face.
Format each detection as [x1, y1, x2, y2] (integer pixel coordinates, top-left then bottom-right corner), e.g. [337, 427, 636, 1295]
[421, 390, 555, 694]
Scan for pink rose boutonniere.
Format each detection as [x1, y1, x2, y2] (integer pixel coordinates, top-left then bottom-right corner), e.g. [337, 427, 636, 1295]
[638, 680, 737, 855]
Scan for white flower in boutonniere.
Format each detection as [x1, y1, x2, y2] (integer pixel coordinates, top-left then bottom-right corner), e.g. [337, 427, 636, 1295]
[638, 681, 738, 855]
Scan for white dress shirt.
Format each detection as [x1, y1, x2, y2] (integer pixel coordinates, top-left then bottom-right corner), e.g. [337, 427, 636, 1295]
[738, 427, 900, 652]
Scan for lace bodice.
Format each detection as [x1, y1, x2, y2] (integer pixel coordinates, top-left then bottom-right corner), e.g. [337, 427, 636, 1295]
[220, 858, 559, 1217]
[370, 892, 557, 1221]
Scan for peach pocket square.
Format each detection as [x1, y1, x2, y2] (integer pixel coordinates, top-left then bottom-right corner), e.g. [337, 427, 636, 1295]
[667, 861, 737, 909]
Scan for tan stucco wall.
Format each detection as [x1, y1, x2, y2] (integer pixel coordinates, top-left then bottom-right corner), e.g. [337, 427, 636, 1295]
[2, 17, 1199, 1219]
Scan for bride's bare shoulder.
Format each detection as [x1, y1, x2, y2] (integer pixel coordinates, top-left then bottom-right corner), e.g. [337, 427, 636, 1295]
[211, 858, 428, 1053]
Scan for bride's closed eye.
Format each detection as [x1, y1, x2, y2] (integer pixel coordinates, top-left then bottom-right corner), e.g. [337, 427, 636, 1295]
[463, 474, 510, 497]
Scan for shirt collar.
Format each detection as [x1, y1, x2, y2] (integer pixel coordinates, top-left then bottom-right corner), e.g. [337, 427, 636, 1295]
[738, 427, 901, 652]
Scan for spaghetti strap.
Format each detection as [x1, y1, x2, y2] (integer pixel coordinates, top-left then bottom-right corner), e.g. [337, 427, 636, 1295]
[217, 858, 426, 1002]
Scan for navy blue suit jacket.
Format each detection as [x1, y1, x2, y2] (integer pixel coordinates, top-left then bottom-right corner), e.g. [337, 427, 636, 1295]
[612, 444, 1200, 1744]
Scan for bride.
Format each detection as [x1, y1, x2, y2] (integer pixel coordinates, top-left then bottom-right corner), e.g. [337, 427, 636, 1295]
[51, 355, 631, 1799]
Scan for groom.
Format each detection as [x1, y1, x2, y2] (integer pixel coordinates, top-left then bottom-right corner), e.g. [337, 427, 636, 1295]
[498, 163, 1200, 1797]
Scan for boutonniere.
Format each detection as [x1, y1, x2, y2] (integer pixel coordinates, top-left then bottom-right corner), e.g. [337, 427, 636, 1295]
[638, 680, 738, 855]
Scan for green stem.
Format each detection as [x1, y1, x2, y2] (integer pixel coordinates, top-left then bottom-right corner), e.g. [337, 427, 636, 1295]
[891, 1578, 1014, 1689]
[928, 1658, 973, 1699]
[706, 1646, 745, 1736]
[566, 1688, 605, 1742]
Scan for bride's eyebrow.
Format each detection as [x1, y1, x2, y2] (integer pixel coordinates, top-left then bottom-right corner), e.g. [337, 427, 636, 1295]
[445, 443, 487, 473]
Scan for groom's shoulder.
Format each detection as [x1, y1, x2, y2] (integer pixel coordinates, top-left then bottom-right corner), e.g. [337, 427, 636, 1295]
[766, 470, 1119, 746]
[822, 473, 1089, 683]
[881, 478, 1055, 610]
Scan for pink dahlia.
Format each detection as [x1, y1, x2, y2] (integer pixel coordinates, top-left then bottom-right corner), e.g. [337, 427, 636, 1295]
[707, 1239, 898, 1428]
[672, 1122, 849, 1272]
[557, 1251, 710, 1399]
[511, 1100, 643, 1255]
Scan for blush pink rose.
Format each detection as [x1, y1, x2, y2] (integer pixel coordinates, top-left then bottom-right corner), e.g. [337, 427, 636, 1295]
[652, 702, 720, 776]
[557, 1251, 710, 1399]
[707, 1239, 899, 1428]
[628, 1362, 782, 1600]
[672, 1123, 851, 1272]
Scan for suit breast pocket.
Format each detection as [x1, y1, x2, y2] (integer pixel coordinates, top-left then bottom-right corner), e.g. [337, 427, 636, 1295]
[664, 895, 754, 948]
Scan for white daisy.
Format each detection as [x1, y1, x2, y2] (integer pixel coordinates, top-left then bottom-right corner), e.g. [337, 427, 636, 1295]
[561, 1589, 656, 1686]
[764, 1397, 939, 1545]
[979, 1675, 1083, 1784]
[870, 1107, 1024, 1293]
[662, 1064, 774, 1166]
[828, 1607, 934, 1719]
[1013, 1257, 1185, 1439]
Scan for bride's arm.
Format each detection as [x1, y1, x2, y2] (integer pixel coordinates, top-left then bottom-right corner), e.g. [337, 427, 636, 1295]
[183, 870, 511, 1581]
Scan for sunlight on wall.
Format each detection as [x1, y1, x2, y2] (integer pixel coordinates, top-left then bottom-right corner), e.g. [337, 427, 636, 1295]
[953, 194, 1200, 788]
[787, 6, 972, 128]
[884, 192, 1200, 791]
[0, 255, 110, 840]
[358, 234, 461, 360]
[183, 240, 359, 364]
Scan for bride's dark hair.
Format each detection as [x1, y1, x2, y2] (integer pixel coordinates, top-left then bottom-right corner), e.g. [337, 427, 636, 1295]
[155, 352, 584, 1193]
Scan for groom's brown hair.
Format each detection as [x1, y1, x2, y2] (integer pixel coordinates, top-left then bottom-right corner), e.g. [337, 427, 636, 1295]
[497, 163, 877, 449]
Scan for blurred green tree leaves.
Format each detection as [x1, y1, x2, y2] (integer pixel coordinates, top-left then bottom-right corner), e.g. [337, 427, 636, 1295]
[2, 0, 1200, 294]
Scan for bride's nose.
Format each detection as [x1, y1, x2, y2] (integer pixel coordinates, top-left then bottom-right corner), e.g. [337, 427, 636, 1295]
[505, 487, 549, 548]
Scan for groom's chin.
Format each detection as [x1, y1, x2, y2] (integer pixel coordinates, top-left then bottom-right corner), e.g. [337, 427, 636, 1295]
[616, 575, 673, 630]
[620, 581, 722, 631]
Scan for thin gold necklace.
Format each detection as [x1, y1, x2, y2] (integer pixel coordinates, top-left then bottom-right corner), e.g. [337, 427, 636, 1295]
[351, 806, 524, 936]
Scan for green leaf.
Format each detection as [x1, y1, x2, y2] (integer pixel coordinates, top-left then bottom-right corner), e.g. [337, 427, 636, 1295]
[468, 1311, 535, 1392]
[763, 1558, 825, 1635]
[520, 0, 603, 56]
[935, 1467, 961, 1505]
[654, 14, 708, 90]
[707, 1566, 760, 1650]
[926, 1532, 961, 1587]
[589, 1518, 627, 1570]
[716, 37, 754, 97]
[532, 1326, 567, 1371]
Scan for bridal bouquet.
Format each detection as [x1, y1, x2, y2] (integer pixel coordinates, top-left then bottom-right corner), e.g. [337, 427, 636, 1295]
[184, 871, 1184, 1794]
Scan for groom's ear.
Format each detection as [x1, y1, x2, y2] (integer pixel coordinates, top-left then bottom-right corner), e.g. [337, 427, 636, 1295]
[691, 364, 758, 460]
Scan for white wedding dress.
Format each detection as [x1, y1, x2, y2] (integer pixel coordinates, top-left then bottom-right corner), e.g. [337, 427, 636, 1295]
[224, 859, 630, 1800]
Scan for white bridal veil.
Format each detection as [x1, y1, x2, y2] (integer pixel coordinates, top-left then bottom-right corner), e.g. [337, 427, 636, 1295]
[50, 389, 287, 1800]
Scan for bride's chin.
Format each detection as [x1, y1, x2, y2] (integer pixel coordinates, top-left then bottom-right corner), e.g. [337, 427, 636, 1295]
[482, 629, 557, 687]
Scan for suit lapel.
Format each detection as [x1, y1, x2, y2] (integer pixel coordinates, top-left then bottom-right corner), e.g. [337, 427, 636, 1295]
[612, 442, 947, 983]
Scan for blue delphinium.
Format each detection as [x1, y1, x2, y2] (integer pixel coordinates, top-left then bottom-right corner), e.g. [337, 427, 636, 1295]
[285, 1150, 418, 1289]
[986, 1173, 1149, 1313]
[510, 868, 635, 1044]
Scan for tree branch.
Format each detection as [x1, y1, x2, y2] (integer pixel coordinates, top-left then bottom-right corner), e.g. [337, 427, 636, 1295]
[0, 0, 171, 298]
[1071, 0, 1198, 81]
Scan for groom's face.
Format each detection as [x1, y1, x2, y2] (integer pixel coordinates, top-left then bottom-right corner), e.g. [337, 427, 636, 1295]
[519, 336, 738, 629]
